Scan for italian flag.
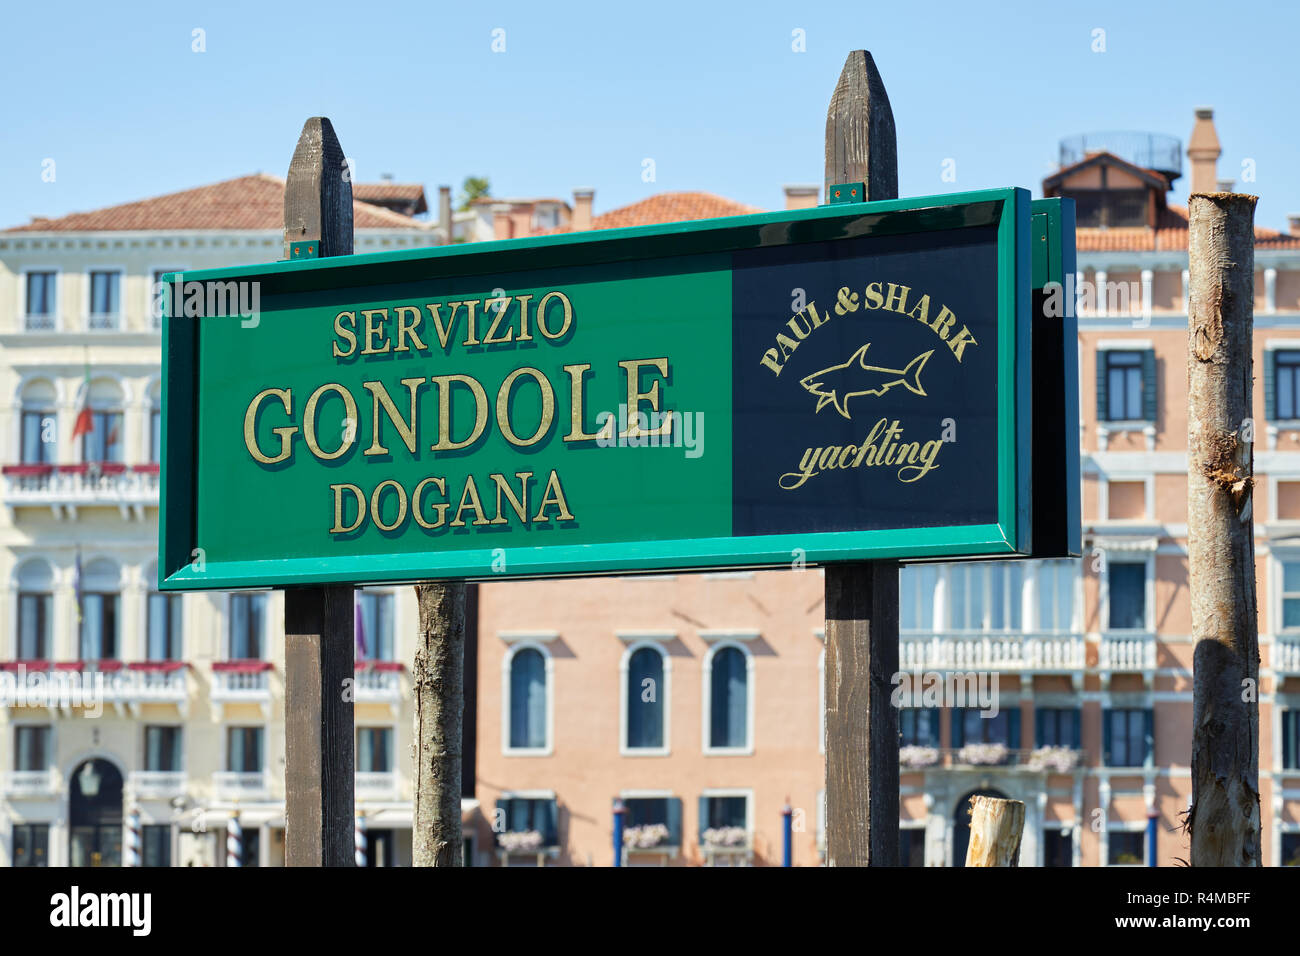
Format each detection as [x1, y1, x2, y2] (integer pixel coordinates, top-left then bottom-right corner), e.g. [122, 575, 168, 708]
[71, 364, 93, 441]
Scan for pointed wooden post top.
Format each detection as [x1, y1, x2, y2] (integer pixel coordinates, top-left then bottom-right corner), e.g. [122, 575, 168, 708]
[824, 51, 898, 203]
[283, 116, 354, 259]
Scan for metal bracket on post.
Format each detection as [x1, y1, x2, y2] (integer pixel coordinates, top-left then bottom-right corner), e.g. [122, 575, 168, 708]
[288, 240, 322, 260]
[826, 182, 867, 205]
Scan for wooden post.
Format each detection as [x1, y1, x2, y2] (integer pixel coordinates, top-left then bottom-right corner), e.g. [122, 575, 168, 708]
[413, 581, 466, 866]
[822, 51, 900, 868]
[964, 796, 1024, 866]
[282, 117, 357, 867]
[1187, 191, 1262, 867]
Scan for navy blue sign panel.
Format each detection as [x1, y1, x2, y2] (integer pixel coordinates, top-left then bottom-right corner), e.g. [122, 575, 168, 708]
[731, 199, 1011, 541]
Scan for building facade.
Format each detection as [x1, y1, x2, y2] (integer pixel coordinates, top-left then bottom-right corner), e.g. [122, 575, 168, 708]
[3, 111, 1300, 867]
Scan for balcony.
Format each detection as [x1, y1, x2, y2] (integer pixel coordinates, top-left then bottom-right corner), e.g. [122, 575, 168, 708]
[355, 770, 398, 800]
[211, 662, 273, 718]
[1099, 631, 1156, 681]
[3, 768, 59, 798]
[1275, 634, 1300, 676]
[213, 770, 271, 801]
[24, 313, 56, 332]
[354, 662, 403, 714]
[1, 463, 159, 520]
[129, 770, 187, 799]
[1, 662, 188, 715]
[900, 632, 1086, 674]
[899, 747, 1086, 773]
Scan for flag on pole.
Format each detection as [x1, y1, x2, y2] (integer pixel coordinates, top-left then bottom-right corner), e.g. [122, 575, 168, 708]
[73, 548, 84, 652]
[71, 364, 93, 444]
[355, 600, 368, 660]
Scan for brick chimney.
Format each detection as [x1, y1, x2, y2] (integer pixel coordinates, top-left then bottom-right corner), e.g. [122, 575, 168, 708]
[1289, 214, 1300, 236]
[572, 188, 595, 231]
[784, 185, 819, 210]
[1187, 107, 1222, 195]
[438, 185, 452, 241]
[492, 202, 513, 240]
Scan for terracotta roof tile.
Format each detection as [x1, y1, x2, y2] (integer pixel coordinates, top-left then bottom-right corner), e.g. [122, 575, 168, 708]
[588, 191, 764, 230]
[4, 173, 427, 233]
[1076, 202, 1300, 251]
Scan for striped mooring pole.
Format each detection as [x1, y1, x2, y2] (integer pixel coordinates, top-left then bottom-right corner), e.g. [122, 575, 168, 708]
[227, 811, 242, 868]
[355, 812, 367, 867]
[125, 804, 141, 867]
[781, 804, 793, 868]
[612, 800, 626, 867]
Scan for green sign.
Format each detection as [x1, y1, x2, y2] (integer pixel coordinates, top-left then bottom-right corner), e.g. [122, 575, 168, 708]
[160, 187, 1046, 590]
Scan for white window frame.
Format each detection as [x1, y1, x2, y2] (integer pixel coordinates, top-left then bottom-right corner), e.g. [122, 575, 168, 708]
[1101, 551, 1156, 634]
[221, 723, 267, 774]
[699, 787, 754, 864]
[1274, 551, 1300, 635]
[617, 637, 672, 757]
[500, 637, 555, 757]
[10, 555, 58, 660]
[141, 723, 185, 773]
[84, 266, 126, 331]
[146, 264, 187, 332]
[1104, 820, 1149, 867]
[224, 591, 270, 660]
[700, 634, 757, 756]
[355, 723, 397, 774]
[17, 266, 60, 332]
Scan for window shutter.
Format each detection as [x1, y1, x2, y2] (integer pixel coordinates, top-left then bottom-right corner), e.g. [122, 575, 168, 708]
[1141, 349, 1157, 422]
[951, 708, 965, 748]
[667, 797, 683, 847]
[1072, 709, 1082, 750]
[925, 707, 940, 747]
[1035, 708, 1047, 747]
[1096, 350, 1110, 422]
[698, 796, 709, 844]
[1008, 708, 1022, 750]
[541, 799, 558, 847]
[1265, 349, 1277, 421]
[1143, 709, 1155, 768]
[1102, 710, 1113, 766]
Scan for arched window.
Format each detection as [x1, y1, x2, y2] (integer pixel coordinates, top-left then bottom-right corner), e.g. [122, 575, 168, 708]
[16, 558, 54, 659]
[79, 557, 120, 661]
[145, 562, 182, 660]
[625, 646, 666, 751]
[508, 647, 548, 751]
[708, 645, 750, 751]
[19, 380, 57, 464]
[78, 378, 124, 463]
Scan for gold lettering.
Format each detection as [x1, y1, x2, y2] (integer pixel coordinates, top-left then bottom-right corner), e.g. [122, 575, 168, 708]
[496, 367, 555, 447]
[363, 378, 425, 456]
[412, 476, 448, 529]
[948, 325, 977, 361]
[361, 309, 390, 354]
[490, 472, 532, 524]
[330, 482, 365, 533]
[450, 475, 490, 526]
[332, 311, 357, 358]
[619, 358, 671, 439]
[532, 470, 575, 522]
[303, 383, 357, 461]
[394, 305, 427, 352]
[883, 283, 910, 314]
[537, 291, 573, 340]
[370, 479, 409, 532]
[430, 374, 489, 451]
[243, 387, 297, 465]
[563, 364, 604, 441]
[515, 294, 534, 342]
[863, 282, 884, 310]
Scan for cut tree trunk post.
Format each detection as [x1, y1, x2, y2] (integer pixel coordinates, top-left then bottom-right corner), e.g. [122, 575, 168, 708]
[413, 581, 466, 866]
[282, 117, 356, 868]
[822, 50, 900, 868]
[1187, 191, 1262, 867]
[964, 796, 1025, 867]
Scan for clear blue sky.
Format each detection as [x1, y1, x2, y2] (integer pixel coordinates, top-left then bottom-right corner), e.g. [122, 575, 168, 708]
[2, 0, 1297, 231]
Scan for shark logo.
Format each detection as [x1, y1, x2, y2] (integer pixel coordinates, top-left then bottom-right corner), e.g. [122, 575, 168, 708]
[799, 343, 933, 419]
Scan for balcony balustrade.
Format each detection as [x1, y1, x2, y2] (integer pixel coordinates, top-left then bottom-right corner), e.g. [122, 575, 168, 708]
[2, 463, 159, 519]
[3, 768, 59, 798]
[899, 632, 1086, 673]
[212, 770, 271, 801]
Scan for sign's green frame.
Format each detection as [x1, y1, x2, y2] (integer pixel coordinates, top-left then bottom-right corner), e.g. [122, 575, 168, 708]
[159, 186, 1032, 589]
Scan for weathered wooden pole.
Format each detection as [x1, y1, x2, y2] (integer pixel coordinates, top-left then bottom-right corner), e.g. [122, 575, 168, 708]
[1187, 191, 1261, 867]
[282, 117, 357, 867]
[413, 581, 466, 866]
[964, 795, 1024, 867]
[822, 50, 900, 867]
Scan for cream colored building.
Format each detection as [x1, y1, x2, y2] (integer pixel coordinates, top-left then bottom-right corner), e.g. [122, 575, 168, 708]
[0, 174, 438, 865]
